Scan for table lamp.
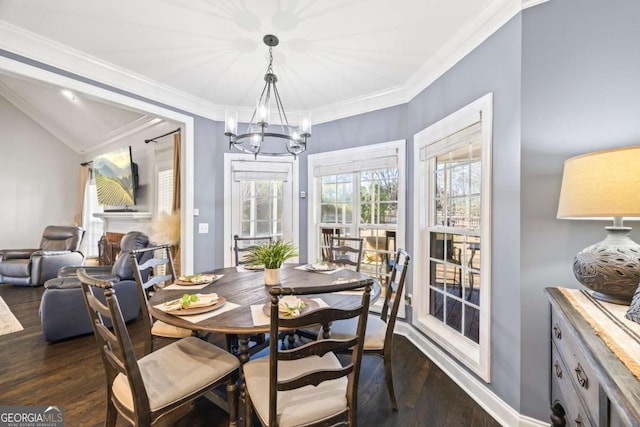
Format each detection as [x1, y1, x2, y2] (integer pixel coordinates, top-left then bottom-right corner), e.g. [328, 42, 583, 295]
[557, 145, 640, 304]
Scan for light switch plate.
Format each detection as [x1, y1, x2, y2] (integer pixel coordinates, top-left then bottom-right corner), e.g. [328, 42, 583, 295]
[198, 223, 209, 233]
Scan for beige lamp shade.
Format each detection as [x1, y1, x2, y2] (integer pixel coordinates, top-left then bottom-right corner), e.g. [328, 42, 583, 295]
[557, 145, 640, 219]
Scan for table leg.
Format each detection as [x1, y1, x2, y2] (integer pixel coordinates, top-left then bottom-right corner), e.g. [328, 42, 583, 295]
[237, 334, 251, 427]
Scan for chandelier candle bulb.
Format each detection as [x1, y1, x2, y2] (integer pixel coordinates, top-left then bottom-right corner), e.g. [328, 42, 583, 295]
[225, 110, 238, 136]
[300, 112, 312, 135]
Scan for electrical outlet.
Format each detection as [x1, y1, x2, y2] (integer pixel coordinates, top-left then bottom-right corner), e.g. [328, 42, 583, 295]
[405, 293, 412, 306]
[198, 223, 209, 234]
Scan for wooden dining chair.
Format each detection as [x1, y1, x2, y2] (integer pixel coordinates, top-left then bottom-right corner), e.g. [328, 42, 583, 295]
[329, 236, 364, 272]
[322, 248, 410, 410]
[77, 268, 240, 427]
[233, 234, 273, 266]
[243, 279, 373, 427]
[129, 245, 193, 354]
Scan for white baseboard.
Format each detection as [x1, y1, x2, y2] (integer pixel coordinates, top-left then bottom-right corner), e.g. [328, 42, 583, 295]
[394, 322, 547, 427]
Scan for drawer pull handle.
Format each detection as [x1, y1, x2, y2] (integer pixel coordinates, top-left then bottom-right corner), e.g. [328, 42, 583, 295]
[553, 324, 562, 339]
[554, 360, 563, 378]
[574, 364, 588, 389]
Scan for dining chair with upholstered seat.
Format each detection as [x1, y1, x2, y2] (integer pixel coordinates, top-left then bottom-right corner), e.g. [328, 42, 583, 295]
[321, 248, 410, 410]
[329, 236, 364, 272]
[77, 268, 239, 427]
[129, 245, 194, 354]
[243, 279, 373, 427]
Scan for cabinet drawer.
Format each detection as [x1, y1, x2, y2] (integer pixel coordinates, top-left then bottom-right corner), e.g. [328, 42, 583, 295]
[551, 306, 599, 424]
[551, 342, 593, 427]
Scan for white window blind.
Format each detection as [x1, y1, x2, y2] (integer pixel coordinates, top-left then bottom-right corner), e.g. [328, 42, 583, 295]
[420, 120, 482, 161]
[157, 169, 173, 215]
[313, 151, 398, 177]
[232, 161, 291, 182]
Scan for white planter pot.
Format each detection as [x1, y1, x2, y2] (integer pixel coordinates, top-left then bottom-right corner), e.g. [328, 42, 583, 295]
[264, 268, 281, 286]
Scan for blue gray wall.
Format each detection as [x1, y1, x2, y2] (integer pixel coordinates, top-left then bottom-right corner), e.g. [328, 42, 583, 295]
[520, 0, 640, 418]
[408, 12, 524, 411]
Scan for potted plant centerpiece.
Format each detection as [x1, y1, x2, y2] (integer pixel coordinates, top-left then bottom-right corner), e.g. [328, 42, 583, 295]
[245, 239, 298, 285]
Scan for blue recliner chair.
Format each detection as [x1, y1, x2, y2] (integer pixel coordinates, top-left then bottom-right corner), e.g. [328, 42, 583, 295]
[40, 231, 153, 342]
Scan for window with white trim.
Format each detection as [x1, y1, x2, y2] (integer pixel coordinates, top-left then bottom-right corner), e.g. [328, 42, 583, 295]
[413, 93, 492, 381]
[308, 140, 406, 313]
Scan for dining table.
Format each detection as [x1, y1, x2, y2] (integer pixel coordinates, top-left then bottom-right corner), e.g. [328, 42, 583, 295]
[147, 263, 380, 365]
[148, 263, 378, 425]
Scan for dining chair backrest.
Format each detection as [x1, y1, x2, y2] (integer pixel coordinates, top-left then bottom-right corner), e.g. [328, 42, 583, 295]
[320, 228, 341, 262]
[77, 268, 153, 422]
[79, 267, 240, 426]
[329, 236, 364, 272]
[129, 244, 177, 355]
[380, 248, 410, 337]
[266, 280, 373, 426]
[233, 234, 273, 266]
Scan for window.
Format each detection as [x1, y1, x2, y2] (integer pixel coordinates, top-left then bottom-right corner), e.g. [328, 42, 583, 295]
[413, 93, 492, 381]
[309, 140, 406, 312]
[157, 168, 173, 215]
[82, 175, 104, 258]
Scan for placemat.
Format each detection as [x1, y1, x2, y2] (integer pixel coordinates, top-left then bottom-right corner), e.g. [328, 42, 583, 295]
[163, 274, 225, 290]
[294, 265, 343, 274]
[251, 298, 329, 326]
[163, 282, 209, 290]
[153, 301, 240, 324]
[558, 287, 640, 380]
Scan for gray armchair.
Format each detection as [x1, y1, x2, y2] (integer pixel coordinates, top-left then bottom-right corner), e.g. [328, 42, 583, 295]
[0, 225, 85, 286]
[40, 231, 153, 342]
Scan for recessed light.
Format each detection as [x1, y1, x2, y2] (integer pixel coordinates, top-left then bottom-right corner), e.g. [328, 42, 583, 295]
[61, 89, 77, 101]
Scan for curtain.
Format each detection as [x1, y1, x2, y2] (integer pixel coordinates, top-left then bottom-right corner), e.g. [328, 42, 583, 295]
[74, 165, 90, 226]
[171, 132, 182, 275]
[172, 132, 181, 213]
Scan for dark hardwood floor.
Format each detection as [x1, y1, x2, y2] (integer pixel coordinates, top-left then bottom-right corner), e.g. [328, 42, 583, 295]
[0, 284, 501, 426]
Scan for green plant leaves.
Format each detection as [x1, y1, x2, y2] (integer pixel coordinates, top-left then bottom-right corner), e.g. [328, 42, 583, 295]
[244, 239, 298, 269]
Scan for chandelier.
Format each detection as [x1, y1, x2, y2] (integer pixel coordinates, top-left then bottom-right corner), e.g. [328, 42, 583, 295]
[224, 34, 311, 158]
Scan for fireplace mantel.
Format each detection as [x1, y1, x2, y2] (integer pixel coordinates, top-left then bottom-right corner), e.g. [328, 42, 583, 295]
[93, 212, 152, 234]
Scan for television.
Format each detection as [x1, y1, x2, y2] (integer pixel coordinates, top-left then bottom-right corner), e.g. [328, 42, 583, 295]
[93, 146, 138, 209]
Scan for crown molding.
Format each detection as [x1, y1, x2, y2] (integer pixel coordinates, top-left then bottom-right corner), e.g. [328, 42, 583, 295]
[0, 20, 226, 120]
[0, 1, 548, 126]
[96, 115, 163, 152]
[311, 0, 550, 124]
